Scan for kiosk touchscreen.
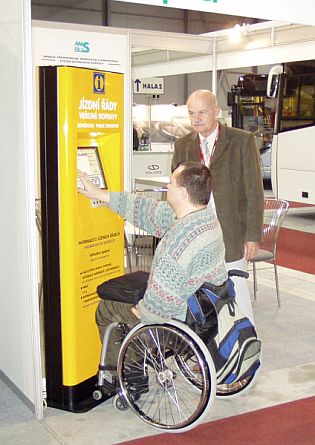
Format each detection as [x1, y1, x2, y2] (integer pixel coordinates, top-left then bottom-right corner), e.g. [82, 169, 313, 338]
[77, 146, 107, 189]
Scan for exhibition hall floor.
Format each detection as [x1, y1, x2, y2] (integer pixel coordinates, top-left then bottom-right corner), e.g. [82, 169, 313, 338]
[1, 201, 315, 445]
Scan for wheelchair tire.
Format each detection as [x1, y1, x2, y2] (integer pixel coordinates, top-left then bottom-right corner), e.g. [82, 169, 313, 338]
[117, 320, 216, 433]
[216, 361, 261, 399]
[113, 393, 129, 412]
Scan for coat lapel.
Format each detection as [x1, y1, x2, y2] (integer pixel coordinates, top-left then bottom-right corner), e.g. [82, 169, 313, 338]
[210, 123, 230, 166]
[187, 132, 201, 161]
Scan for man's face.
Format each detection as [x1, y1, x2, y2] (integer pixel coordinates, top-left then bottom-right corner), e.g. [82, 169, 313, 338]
[187, 94, 219, 138]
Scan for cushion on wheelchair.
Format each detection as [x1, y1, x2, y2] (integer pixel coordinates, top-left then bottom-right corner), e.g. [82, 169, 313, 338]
[97, 271, 149, 304]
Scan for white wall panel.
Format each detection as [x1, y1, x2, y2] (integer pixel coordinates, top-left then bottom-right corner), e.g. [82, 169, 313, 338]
[0, 0, 42, 418]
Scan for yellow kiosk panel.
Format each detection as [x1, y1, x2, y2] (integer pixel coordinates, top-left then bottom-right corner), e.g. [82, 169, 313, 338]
[40, 66, 124, 412]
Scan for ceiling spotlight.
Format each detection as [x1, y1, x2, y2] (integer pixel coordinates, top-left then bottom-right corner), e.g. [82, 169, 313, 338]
[228, 24, 242, 42]
[228, 23, 249, 42]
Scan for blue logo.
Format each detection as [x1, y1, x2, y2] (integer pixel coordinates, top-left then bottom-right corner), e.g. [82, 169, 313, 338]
[74, 41, 90, 53]
[93, 73, 105, 94]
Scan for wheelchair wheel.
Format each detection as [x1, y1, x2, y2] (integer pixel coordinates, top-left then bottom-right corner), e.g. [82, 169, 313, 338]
[216, 360, 261, 399]
[174, 356, 261, 399]
[117, 320, 216, 433]
[113, 393, 129, 412]
[174, 353, 202, 389]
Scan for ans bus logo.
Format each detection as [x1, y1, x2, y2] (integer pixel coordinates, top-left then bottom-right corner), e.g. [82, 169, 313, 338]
[74, 41, 90, 53]
[93, 73, 105, 94]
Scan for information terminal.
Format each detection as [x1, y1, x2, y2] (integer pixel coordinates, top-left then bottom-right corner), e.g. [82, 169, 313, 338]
[77, 146, 107, 189]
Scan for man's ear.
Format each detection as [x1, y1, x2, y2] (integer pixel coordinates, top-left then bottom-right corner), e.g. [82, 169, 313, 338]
[180, 186, 189, 201]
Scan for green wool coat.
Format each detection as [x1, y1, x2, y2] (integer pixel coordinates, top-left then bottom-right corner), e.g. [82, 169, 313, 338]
[172, 123, 264, 262]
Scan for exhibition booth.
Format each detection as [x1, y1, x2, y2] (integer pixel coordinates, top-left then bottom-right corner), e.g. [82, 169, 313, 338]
[132, 104, 190, 179]
[2, 0, 315, 421]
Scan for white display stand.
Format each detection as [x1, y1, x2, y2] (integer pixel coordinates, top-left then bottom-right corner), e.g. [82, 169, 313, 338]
[134, 176, 169, 190]
[132, 152, 172, 184]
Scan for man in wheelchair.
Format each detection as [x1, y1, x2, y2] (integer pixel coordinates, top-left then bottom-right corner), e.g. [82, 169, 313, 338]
[78, 160, 227, 320]
[78, 161, 260, 403]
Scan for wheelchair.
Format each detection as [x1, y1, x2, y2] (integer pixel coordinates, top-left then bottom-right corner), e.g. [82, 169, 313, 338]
[93, 270, 261, 433]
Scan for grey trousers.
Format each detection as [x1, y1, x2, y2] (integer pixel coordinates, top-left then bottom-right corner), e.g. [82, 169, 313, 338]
[96, 299, 140, 369]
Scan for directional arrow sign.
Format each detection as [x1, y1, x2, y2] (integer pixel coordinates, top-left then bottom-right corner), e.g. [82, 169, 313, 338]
[133, 77, 164, 95]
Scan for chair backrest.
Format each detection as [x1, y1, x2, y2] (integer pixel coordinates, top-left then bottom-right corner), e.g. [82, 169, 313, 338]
[124, 188, 167, 273]
[260, 198, 289, 256]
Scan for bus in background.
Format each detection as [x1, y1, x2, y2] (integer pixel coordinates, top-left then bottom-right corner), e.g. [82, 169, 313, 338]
[267, 61, 315, 204]
[229, 61, 315, 205]
[228, 74, 276, 184]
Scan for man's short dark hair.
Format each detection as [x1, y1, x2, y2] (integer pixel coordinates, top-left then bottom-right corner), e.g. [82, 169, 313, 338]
[175, 161, 212, 205]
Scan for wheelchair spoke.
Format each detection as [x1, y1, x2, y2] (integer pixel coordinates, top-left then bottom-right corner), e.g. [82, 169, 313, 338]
[148, 328, 167, 371]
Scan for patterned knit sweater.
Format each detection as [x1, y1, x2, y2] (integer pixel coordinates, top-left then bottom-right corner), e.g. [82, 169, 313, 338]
[109, 192, 228, 324]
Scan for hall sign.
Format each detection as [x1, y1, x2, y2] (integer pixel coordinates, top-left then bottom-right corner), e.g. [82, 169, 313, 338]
[133, 77, 164, 95]
[113, 0, 315, 26]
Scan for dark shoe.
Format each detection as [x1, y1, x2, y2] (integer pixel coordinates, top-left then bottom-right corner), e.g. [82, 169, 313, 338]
[101, 379, 116, 397]
[125, 366, 149, 400]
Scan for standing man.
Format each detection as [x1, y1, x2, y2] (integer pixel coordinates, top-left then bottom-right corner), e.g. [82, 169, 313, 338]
[172, 89, 264, 324]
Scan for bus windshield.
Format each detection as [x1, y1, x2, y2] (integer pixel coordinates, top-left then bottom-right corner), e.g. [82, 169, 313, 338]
[278, 73, 315, 133]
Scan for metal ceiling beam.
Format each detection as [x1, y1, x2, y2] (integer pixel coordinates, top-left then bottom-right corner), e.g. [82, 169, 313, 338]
[132, 22, 315, 77]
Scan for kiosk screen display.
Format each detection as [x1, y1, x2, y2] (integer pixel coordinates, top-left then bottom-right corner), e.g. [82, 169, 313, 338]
[77, 147, 107, 189]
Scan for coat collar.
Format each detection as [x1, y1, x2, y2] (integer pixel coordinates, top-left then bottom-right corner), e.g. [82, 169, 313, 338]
[193, 123, 230, 166]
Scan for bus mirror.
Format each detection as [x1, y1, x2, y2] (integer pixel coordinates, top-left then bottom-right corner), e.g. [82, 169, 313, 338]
[267, 65, 283, 98]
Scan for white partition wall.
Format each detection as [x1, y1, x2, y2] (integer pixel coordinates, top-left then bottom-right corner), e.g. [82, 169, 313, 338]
[0, 0, 43, 419]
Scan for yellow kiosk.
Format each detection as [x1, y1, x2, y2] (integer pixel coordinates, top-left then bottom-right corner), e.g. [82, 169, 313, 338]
[40, 66, 124, 411]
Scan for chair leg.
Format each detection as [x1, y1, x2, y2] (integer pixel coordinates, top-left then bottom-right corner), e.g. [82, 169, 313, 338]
[252, 263, 257, 300]
[124, 232, 132, 274]
[273, 262, 281, 308]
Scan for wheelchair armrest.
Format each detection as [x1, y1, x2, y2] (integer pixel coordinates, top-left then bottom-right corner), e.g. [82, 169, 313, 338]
[228, 269, 249, 279]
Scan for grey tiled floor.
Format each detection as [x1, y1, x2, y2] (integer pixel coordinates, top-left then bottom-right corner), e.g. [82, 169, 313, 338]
[1, 200, 315, 444]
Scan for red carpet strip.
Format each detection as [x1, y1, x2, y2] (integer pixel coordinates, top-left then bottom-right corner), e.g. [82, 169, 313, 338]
[117, 396, 315, 445]
[288, 201, 314, 208]
[277, 227, 315, 275]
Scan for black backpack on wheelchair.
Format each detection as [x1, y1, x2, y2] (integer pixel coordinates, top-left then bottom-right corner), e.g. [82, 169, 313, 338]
[186, 272, 261, 394]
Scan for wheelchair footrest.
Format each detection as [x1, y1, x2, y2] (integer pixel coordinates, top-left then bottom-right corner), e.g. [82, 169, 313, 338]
[99, 364, 116, 372]
[100, 379, 117, 397]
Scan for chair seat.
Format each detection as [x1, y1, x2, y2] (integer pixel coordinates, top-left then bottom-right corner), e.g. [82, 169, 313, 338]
[251, 249, 274, 262]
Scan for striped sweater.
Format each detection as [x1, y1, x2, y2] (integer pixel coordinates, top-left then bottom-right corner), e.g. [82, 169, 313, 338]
[109, 192, 228, 324]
